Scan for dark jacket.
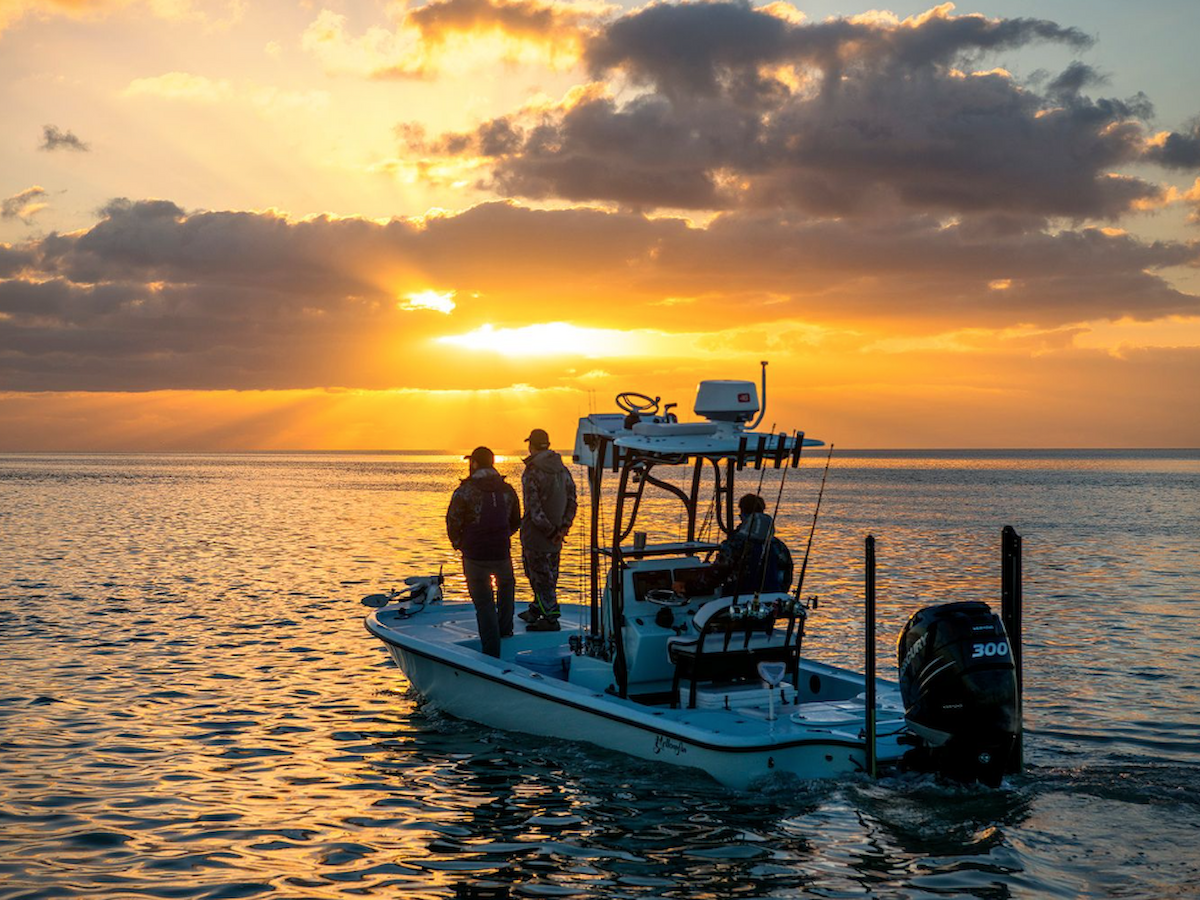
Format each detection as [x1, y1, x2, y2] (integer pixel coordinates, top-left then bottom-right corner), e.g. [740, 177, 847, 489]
[715, 512, 794, 595]
[520, 449, 578, 553]
[446, 468, 521, 561]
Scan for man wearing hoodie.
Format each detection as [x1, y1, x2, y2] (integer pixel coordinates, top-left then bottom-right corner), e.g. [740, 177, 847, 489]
[715, 493, 794, 597]
[446, 446, 522, 657]
[517, 428, 578, 631]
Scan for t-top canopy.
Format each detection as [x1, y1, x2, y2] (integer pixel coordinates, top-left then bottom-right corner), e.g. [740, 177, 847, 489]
[573, 412, 823, 469]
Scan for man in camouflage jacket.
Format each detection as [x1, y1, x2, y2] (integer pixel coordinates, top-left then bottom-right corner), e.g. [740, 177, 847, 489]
[517, 429, 577, 631]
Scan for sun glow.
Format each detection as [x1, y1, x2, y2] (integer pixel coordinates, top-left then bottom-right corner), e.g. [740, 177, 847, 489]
[436, 322, 640, 357]
[401, 290, 457, 314]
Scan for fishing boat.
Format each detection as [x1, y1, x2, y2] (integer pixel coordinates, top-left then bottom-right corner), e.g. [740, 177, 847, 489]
[363, 366, 1023, 789]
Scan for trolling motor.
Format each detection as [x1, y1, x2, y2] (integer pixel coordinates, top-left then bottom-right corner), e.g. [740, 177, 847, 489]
[361, 568, 444, 615]
[897, 600, 1019, 787]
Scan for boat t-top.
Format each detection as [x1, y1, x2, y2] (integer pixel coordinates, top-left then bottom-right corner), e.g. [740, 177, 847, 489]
[363, 365, 1023, 789]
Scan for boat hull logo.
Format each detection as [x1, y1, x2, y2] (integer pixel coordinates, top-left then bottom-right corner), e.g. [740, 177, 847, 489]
[654, 735, 688, 756]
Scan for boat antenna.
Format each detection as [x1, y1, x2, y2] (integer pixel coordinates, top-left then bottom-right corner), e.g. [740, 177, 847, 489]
[746, 361, 768, 430]
[755, 430, 798, 600]
[794, 442, 834, 603]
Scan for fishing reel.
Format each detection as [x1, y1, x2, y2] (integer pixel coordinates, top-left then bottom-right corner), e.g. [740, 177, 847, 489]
[729, 600, 774, 621]
[361, 567, 444, 612]
[774, 595, 812, 617]
[569, 632, 613, 661]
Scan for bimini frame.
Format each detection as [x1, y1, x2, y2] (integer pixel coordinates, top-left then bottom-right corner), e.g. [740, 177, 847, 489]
[579, 429, 810, 698]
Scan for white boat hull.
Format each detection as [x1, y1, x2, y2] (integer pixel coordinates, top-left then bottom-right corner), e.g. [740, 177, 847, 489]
[367, 600, 907, 790]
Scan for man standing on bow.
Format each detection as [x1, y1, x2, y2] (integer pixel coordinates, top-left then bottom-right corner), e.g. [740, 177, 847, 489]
[517, 428, 577, 631]
[446, 446, 521, 657]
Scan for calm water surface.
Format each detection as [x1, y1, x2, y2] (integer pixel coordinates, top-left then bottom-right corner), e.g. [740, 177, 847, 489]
[2, 450, 1199, 899]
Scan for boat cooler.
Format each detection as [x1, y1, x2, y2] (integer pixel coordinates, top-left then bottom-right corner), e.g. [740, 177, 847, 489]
[516, 645, 572, 680]
[692, 682, 796, 710]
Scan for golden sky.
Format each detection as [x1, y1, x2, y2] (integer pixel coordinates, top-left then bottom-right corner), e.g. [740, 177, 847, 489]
[3, 0, 1200, 450]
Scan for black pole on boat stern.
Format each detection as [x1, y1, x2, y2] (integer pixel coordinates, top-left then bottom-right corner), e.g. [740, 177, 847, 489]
[1001, 525, 1024, 775]
[865, 534, 877, 779]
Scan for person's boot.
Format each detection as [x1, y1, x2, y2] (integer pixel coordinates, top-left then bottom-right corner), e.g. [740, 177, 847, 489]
[518, 608, 542, 623]
[525, 617, 560, 632]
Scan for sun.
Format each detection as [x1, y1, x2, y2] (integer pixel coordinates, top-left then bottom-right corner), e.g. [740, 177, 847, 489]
[401, 290, 457, 314]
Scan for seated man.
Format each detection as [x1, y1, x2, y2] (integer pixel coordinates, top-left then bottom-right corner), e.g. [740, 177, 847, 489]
[714, 493, 794, 597]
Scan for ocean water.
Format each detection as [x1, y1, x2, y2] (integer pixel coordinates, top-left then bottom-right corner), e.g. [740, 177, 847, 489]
[2, 449, 1199, 899]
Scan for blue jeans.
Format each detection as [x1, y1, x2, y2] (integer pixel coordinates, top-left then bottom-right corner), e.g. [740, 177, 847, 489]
[462, 556, 515, 657]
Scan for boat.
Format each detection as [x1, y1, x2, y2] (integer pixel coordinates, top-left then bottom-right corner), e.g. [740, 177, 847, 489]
[363, 366, 1023, 789]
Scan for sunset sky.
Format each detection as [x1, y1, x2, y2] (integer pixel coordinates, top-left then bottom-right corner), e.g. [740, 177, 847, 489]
[3, 0, 1199, 450]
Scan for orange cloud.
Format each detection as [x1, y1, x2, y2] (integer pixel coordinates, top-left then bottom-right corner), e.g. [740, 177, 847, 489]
[302, 0, 603, 79]
[0, 0, 241, 35]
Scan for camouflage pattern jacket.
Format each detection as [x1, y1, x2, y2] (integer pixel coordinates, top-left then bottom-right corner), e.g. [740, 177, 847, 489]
[520, 450, 578, 554]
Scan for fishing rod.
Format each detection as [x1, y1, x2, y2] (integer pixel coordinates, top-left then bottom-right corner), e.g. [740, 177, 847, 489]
[794, 442, 834, 604]
[755, 422, 776, 496]
[755, 430, 800, 600]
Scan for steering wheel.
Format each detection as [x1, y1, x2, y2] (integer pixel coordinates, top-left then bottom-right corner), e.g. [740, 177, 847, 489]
[645, 588, 689, 608]
[616, 392, 660, 415]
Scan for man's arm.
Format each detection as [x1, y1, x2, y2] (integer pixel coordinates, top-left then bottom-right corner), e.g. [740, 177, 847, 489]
[507, 483, 521, 535]
[446, 489, 466, 550]
[525, 472, 558, 536]
[561, 470, 578, 533]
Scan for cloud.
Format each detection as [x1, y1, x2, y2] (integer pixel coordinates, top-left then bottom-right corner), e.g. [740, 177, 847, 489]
[124, 71, 231, 103]
[0, 0, 242, 37]
[404, 2, 1200, 220]
[406, 0, 599, 48]
[122, 72, 331, 113]
[2, 197, 1198, 392]
[1143, 122, 1200, 170]
[302, 0, 604, 78]
[40, 124, 90, 152]
[2, 187, 50, 224]
[586, 2, 1093, 98]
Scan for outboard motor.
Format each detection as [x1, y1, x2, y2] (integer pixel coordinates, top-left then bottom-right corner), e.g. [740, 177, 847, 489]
[897, 601, 1018, 787]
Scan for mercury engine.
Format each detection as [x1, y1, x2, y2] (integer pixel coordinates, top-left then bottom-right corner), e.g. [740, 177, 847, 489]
[897, 600, 1019, 787]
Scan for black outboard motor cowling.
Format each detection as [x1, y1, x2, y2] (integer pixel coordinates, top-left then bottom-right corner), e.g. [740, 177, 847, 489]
[897, 601, 1018, 787]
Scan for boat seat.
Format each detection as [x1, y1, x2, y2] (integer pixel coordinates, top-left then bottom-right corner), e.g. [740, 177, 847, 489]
[667, 595, 805, 709]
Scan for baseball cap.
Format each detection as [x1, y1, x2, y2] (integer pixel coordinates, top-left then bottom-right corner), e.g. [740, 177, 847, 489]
[464, 446, 494, 467]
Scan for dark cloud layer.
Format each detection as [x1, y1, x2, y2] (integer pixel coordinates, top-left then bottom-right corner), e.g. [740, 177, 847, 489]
[40, 124, 90, 152]
[2, 198, 1198, 391]
[1143, 121, 1200, 170]
[406, 2, 1199, 218]
[585, 1, 1091, 99]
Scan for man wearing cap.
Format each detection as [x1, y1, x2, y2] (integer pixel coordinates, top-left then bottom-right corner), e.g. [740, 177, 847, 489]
[517, 428, 578, 631]
[446, 446, 522, 657]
